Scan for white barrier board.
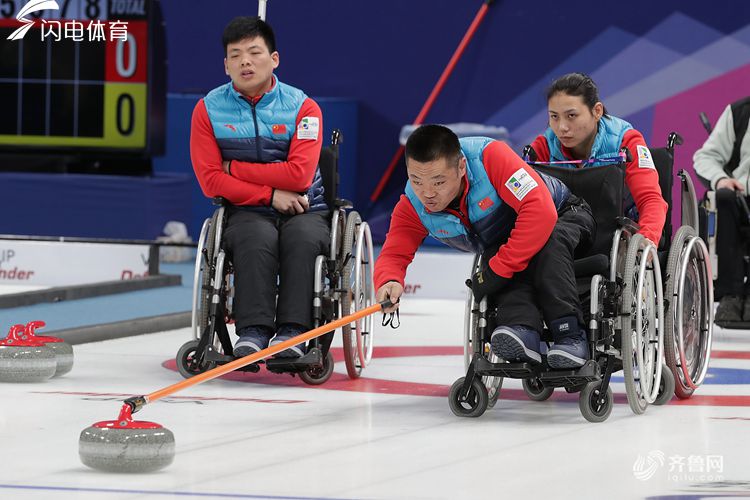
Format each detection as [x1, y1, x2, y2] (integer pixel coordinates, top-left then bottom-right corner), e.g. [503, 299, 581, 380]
[0, 241, 151, 287]
[401, 249, 475, 300]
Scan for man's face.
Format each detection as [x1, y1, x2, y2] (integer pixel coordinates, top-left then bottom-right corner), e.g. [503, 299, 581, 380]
[407, 156, 466, 212]
[224, 36, 279, 97]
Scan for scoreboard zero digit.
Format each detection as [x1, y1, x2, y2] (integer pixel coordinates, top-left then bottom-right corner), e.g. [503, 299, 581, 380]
[0, 0, 165, 159]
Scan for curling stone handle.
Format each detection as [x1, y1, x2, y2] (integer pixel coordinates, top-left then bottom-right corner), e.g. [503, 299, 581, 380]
[24, 320, 46, 337]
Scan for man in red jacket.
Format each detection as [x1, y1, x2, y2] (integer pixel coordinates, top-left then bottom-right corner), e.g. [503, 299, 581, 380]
[375, 125, 596, 369]
[190, 17, 327, 358]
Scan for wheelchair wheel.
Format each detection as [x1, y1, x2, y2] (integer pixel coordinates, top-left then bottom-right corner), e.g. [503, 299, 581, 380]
[176, 339, 215, 379]
[664, 226, 713, 399]
[300, 351, 335, 386]
[464, 255, 482, 371]
[622, 233, 665, 414]
[485, 353, 503, 408]
[653, 364, 675, 406]
[578, 381, 613, 423]
[192, 208, 224, 340]
[522, 377, 554, 402]
[341, 211, 375, 379]
[448, 377, 489, 418]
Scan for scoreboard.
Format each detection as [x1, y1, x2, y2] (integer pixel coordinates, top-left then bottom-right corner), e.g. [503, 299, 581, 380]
[0, 0, 165, 158]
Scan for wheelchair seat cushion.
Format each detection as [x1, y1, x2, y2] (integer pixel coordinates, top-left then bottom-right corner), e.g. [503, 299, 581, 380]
[573, 254, 609, 278]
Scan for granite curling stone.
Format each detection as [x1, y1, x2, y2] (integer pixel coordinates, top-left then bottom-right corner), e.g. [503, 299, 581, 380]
[24, 321, 74, 377]
[0, 324, 57, 383]
[80, 403, 175, 473]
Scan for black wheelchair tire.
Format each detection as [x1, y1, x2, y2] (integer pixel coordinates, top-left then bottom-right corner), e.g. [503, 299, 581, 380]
[522, 377, 555, 402]
[448, 377, 489, 418]
[578, 381, 613, 423]
[653, 363, 675, 406]
[176, 339, 215, 379]
[300, 350, 335, 386]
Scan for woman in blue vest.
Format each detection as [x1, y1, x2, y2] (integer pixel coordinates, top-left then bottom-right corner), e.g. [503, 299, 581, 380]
[529, 73, 667, 246]
[374, 125, 596, 369]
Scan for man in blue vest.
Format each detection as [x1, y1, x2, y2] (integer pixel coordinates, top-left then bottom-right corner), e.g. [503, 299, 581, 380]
[191, 17, 327, 358]
[374, 125, 596, 368]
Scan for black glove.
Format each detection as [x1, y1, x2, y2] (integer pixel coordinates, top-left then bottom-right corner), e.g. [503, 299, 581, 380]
[469, 266, 509, 302]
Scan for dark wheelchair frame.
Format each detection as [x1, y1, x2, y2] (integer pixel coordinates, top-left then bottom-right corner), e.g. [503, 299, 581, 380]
[176, 130, 376, 385]
[449, 133, 714, 422]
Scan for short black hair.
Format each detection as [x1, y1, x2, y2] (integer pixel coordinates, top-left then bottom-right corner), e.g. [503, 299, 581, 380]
[222, 16, 276, 54]
[546, 72, 609, 116]
[405, 125, 461, 166]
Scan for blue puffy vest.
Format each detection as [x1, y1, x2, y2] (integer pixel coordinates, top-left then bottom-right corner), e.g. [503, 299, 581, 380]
[203, 76, 326, 211]
[405, 137, 570, 253]
[544, 115, 632, 165]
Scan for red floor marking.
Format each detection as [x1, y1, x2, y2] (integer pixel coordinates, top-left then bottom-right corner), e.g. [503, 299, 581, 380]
[162, 346, 750, 406]
[712, 350, 750, 360]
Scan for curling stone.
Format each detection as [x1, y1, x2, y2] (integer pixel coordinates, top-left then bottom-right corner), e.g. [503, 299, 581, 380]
[24, 321, 74, 377]
[80, 401, 175, 473]
[0, 324, 57, 383]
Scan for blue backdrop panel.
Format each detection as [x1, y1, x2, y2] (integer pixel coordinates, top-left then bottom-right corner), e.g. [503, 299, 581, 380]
[0, 172, 191, 240]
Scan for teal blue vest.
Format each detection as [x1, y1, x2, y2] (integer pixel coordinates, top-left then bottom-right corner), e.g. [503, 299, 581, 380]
[544, 115, 632, 166]
[203, 76, 325, 211]
[405, 137, 570, 253]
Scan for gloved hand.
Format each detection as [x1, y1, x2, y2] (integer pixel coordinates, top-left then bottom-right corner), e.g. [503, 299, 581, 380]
[468, 266, 509, 302]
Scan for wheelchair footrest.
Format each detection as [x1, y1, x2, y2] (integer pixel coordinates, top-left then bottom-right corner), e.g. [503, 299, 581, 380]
[473, 356, 600, 385]
[474, 357, 539, 379]
[265, 348, 323, 374]
[538, 360, 600, 387]
[205, 350, 261, 372]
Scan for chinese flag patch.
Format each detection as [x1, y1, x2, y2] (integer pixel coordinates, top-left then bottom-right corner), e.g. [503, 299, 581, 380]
[478, 197, 494, 210]
[272, 124, 287, 134]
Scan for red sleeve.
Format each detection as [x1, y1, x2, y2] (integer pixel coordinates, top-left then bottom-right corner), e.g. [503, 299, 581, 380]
[529, 134, 550, 162]
[373, 195, 429, 289]
[190, 100, 272, 206]
[228, 98, 324, 192]
[621, 130, 668, 244]
[482, 141, 558, 278]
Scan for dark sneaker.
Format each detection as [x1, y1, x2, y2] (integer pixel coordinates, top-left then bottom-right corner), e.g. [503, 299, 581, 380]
[270, 324, 307, 358]
[716, 295, 743, 323]
[233, 326, 273, 358]
[547, 316, 588, 369]
[490, 325, 542, 364]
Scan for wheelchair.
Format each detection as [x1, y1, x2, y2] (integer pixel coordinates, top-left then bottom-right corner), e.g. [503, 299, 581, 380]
[449, 133, 713, 422]
[177, 130, 376, 385]
[694, 163, 750, 330]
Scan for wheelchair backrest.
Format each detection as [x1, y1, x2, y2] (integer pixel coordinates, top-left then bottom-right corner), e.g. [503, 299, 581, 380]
[650, 146, 675, 248]
[318, 146, 338, 210]
[533, 163, 625, 256]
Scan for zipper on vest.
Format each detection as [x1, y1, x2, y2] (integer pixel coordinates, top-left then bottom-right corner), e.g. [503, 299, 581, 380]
[250, 101, 262, 162]
[446, 208, 471, 228]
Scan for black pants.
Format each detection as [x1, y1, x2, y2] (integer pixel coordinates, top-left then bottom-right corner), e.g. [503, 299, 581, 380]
[715, 188, 749, 297]
[485, 195, 596, 333]
[223, 210, 330, 332]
